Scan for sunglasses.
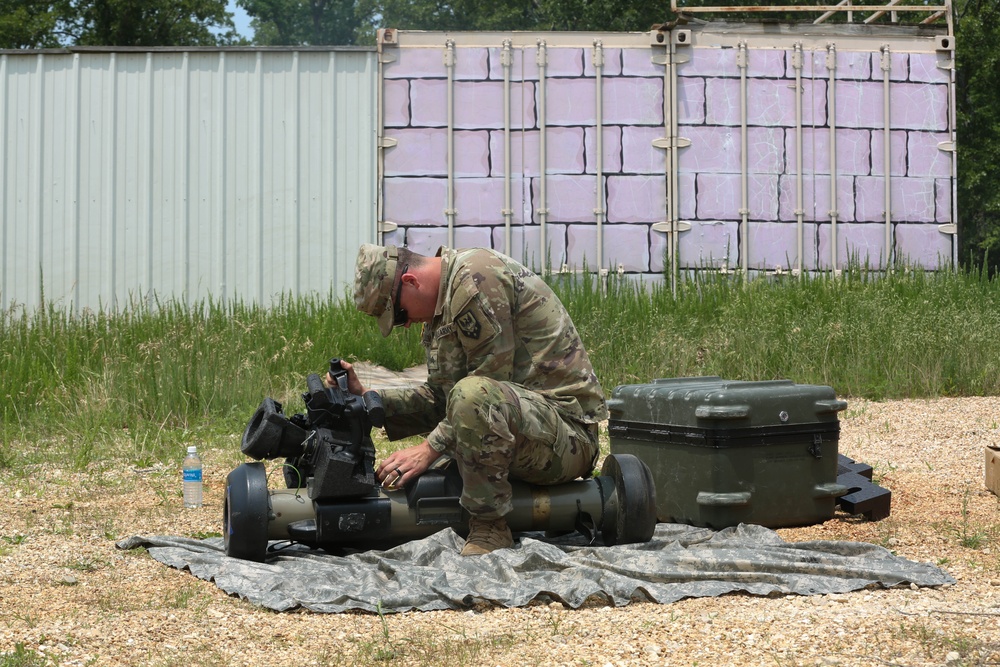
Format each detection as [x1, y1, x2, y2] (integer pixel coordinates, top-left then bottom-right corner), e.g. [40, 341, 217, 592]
[392, 263, 408, 327]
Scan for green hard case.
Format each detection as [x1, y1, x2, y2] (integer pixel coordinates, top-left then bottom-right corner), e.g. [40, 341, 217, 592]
[607, 377, 849, 529]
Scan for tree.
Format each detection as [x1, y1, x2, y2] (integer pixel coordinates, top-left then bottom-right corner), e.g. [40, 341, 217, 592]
[954, 0, 1000, 272]
[239, 0, 362, 45]
[356, 0, 670, 40]
[0, 0, 62, 48]
[63, 0, 238, 46]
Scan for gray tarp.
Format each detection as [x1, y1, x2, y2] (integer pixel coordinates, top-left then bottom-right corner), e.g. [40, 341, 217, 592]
[117, 524, 954, 614]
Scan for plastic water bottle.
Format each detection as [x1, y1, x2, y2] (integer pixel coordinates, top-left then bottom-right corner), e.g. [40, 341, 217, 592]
[182, 445, 203, 508]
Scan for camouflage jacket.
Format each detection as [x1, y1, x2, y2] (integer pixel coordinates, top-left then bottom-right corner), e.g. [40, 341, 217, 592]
[379, 247, 608, 452]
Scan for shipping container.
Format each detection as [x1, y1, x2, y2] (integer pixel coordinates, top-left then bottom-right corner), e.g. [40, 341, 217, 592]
[377, 3, 956, 287]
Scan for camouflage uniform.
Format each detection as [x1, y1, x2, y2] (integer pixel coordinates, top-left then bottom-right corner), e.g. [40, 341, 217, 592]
[355, 245, 608, 519]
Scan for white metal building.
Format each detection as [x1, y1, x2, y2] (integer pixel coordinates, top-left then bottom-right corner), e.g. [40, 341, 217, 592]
[1, 46, 378, 312]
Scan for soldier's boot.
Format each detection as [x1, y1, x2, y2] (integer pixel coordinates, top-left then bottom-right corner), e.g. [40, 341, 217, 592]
[460, 516, 513, 556]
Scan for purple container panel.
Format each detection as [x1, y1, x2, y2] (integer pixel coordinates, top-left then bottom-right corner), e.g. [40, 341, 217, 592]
[747, 127, 786, 174]
[546, 48, 586, 77]
[491, 222, 567, 271]
[677, 221, 740, 269]
[778, 174, 856, 223]
[936, 178, 953, 224]
[409, 79, 447, 128]
[749, 175, 780, 221]
[607, 175, 667, 224]
[383, 40, 953, 273]
[603, 224, 653, 272]
[909, 53, 951, 84]
[795, 50, 872, 80]
[895, 224, 952, 269]
[650, 230, 668, 273]
[695, 173, 741, 220]
[384, 177, 447, 226]
[546, 78, 597, 126]
[487, 46, 538, 82]
[384, 129, 490, 178]
[404, 226, 494, 255]
[678, 48, 738, 78]
[747, 49, 789, 78]
[454, 178, 509, 226]
[857, 176, 936, 223]
[585, 126, 625, 175]
[383, 47, 447, 79]
[677, 77, 707, 124]
[786, 128, 872, 176]
[677, 172, 697, 220]
[533, 174, 600, 224]
[907, 131, 953, 179]
[747, 222, 809, 270]
[567, 223, 650, 271]
[384, 79, 410, 127]
[489, 128, 587, 178]
[455, 81, 534, 130]
[410, 79, 536, 129]
[604, 77, 664, 125]
[818, 222, 887, 269]
[622, 47, 663, 77]
[456, 48, 490, 80]
[585, 48, 624, 77]
[870, 130, 908, 178]
[620, 126, 665, 175]
[679, 125, 741, 174]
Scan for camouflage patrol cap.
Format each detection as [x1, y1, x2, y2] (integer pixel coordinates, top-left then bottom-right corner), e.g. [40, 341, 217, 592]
[353, 244, 399, 337]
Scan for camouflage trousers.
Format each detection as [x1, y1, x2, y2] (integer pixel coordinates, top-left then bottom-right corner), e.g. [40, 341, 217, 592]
[446, 375, 600, 519]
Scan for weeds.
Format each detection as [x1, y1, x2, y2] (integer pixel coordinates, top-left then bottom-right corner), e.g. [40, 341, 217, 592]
[958, 487, 989, 550]
[898, 621, 989, 664]
[3, 267, 1000, 474]
[0, 643, 49, 667]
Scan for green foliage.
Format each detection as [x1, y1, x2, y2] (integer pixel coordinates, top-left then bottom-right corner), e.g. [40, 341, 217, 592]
[955, 0, 1000, 273]
[3, 267, 1000, 472]
[355, 0, 669, 42]
[239, 0, 361, 46]
[0, 0, 240, 47]
[556, 265, 1000, 399]
[66, 0, 239, 46]
[0, 644, 49, 667]
[0, 292, 423, 468]
[0, 0, 61, 49]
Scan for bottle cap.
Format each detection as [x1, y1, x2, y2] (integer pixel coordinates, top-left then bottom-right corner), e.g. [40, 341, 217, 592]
[187, 446, 198, 454]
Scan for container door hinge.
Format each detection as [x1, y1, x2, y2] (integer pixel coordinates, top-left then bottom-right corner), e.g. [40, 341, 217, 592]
[652, 221, 692, 233]
[652, 137, 691, 149]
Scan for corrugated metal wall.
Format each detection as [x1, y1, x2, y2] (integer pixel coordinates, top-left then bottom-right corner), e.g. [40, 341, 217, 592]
[0, 47, 378, 312]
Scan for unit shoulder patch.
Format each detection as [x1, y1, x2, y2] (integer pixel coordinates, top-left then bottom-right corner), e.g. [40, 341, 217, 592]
[456, 309, 482, 339]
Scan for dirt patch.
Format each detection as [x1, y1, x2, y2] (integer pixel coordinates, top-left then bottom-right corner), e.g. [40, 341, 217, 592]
[2, 384, 1000, 666]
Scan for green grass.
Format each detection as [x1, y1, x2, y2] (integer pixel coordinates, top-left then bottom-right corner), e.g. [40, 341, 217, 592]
[0, 644, 49, 667]
[3, 266, 1000, 471]
[560, 263, 1000, 399]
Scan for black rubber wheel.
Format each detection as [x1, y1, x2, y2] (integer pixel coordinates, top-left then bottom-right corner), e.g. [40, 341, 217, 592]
[223, 462, 270, 562]
[600, 453, 657, 546]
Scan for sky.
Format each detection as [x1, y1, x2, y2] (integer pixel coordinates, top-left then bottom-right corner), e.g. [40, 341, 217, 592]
[227, 1, 254, 40]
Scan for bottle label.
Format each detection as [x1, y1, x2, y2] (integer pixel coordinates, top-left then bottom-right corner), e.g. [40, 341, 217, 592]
[183, 469, 202, 483]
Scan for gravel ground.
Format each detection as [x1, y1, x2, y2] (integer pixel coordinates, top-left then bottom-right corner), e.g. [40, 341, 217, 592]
[2, 367, 999, 667]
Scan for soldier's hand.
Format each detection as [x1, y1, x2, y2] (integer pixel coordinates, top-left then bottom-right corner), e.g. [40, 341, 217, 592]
[326, 359, 366, 395]
[376, 440, 438, 489]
